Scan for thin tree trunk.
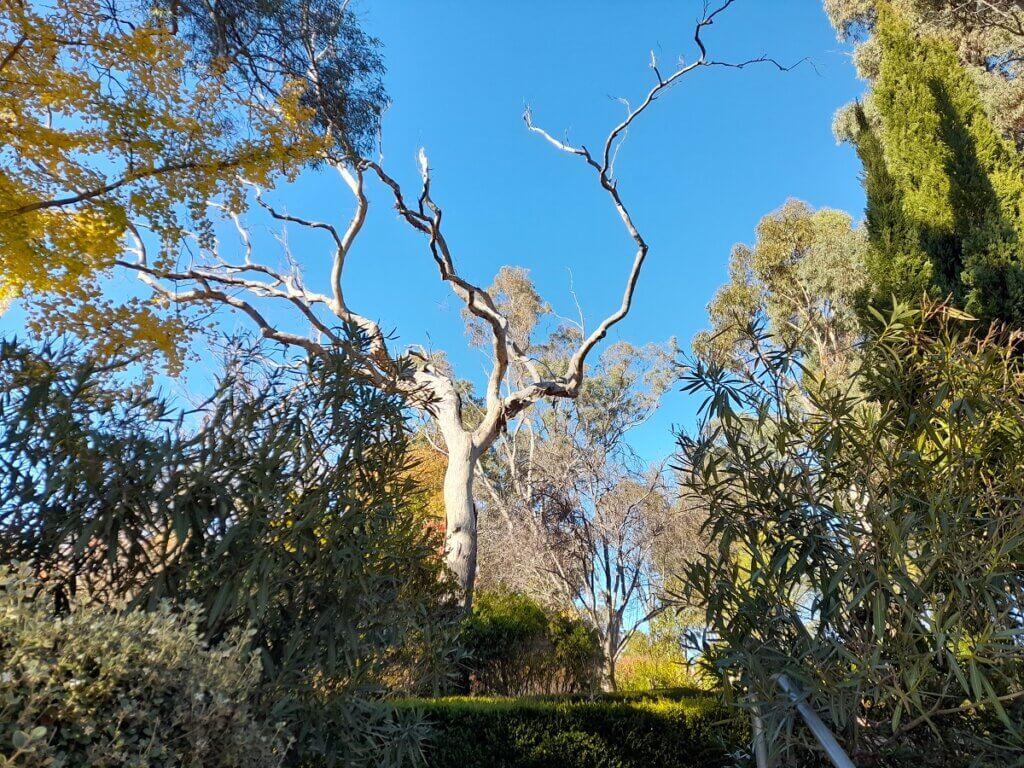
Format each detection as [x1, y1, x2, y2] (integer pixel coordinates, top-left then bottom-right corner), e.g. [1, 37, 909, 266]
[604, 612, 621, 691]
[605, 640, 618, 692]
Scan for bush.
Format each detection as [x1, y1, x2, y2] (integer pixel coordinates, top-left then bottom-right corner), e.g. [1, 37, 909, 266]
[680, 301, 1024, 765]
[462, 590, 602, 695]
[617, 613, 708, 693]
[548, 614, 605, 694]
[401, 693, 747, 768]
[0, 565, 285, 767]
[616, 652, 702, 694]
[0, 336, 462, 767]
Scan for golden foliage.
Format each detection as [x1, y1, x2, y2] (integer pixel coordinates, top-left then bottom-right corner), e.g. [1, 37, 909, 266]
[0, 0, 327, 367]
[405, 444, 447, 524]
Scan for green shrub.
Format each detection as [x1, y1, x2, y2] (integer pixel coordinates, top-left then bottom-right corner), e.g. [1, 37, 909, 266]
[616, 613, 708, 693]
[0, 336, 462, 766]
[680, 300, 1024, 765]
[462, 590, 602, 695]
[0, 565, 286, 768]
[401, 694, 747, 768]
[616, 653, 703, 694]
[548, 614, 605, 694]
[529, 730, 609, 768]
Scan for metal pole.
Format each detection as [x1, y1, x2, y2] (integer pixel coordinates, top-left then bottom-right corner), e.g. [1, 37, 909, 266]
[773, 674, 856, 768]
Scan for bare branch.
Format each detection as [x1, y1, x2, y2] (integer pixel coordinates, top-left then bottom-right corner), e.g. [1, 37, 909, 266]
[520, 0, 797, 403]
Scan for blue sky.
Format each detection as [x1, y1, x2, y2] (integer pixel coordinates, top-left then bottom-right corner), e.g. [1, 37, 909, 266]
[342, 0, 867, 460]
[4, 0, 866, 462]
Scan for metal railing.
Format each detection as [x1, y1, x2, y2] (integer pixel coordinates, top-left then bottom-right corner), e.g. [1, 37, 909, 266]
[750, 673, 856, 768]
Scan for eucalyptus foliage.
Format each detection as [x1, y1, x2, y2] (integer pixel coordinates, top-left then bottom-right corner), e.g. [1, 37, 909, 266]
[679, 301, 1024, 766]
[694, 199, 867, 381]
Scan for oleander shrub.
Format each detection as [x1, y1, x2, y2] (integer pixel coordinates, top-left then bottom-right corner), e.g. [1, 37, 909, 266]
[0, 335, 462, 767]
[680, 300, 1024, 765]
[0, 565, 286, 768]
[462, 590, 603, 695]
[402, 693, 747, 768]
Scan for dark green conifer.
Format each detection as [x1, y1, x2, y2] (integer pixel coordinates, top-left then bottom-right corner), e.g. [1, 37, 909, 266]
[856, 3, 1024, 323]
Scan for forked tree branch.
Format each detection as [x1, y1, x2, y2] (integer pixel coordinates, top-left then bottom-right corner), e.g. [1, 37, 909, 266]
[120, 0, 784, 454]
[510, 0, 797, 427]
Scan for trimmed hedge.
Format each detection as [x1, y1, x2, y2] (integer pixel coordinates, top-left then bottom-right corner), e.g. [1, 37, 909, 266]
[399, 692, 748, 768]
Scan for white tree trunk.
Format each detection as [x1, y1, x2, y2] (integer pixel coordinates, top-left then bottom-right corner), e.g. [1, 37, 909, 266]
[604, 613, 621, 691]
[429, 389, 481, 611]
[442, 435, 478, 609]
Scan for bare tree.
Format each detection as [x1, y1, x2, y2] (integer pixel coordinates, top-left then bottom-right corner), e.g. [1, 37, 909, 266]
[568, 468, 675, 690]
[119, 1, 786, 607]
[471, 312, 673, 614]
[467, 326, 691, 689]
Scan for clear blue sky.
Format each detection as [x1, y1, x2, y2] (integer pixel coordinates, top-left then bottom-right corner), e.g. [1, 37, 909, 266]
[3, 0, 866, 463]
[340, 0, 867, 461]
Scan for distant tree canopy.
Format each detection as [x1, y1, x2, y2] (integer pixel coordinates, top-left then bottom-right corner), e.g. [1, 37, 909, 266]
[699, 1, 1024, 375]
[694, 199, 866, 378]
[0, 0, 385, 367]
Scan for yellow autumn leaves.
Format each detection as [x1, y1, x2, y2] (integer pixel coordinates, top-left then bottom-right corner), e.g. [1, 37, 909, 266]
[0, 0, 329, 366]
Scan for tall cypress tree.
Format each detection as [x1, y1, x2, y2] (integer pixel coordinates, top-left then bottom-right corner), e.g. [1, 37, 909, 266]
[857, 3, 1024, 324]
[854, 103, 931, 305]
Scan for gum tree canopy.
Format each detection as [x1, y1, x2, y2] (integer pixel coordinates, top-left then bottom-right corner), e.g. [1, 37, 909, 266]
[116, 1, 790, 609]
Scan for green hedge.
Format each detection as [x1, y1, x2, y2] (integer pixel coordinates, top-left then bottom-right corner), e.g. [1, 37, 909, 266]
[399, 692, 748, 768]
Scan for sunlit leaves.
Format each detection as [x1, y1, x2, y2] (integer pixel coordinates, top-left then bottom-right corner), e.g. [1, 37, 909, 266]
[0, 0, 383, 367]
[679, 300, 1024, 764]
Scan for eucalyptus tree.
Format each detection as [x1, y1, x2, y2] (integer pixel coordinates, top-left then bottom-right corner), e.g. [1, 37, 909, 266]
[694, 199, 867, 380]
[118, 2, 790, 607]
[451, 277, 691, 688]
[461, 268, 673, 609]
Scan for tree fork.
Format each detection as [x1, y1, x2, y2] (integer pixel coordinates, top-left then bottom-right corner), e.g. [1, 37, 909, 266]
[122, 0, 792, 610]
